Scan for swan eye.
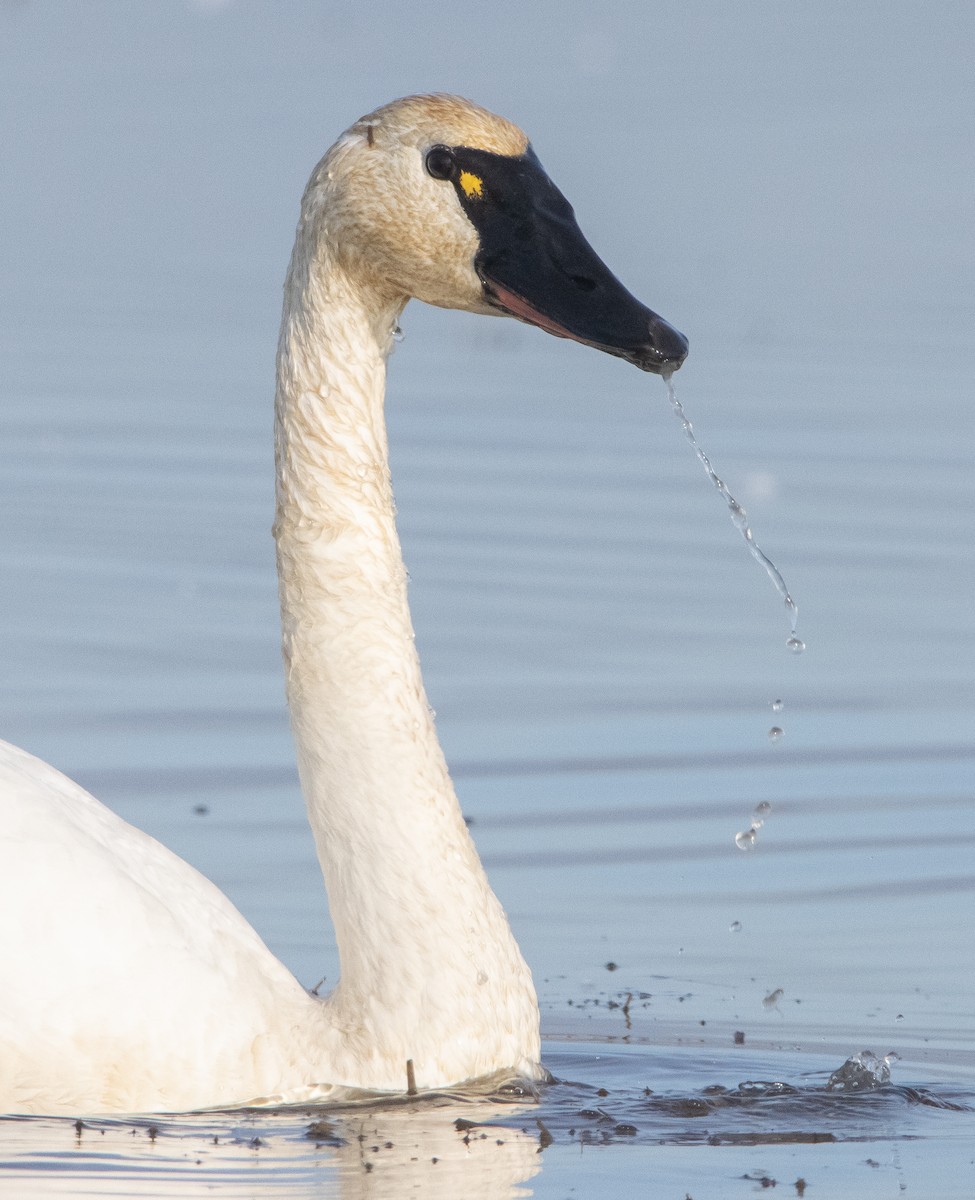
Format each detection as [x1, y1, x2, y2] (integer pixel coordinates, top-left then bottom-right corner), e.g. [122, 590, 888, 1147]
[424, 146, 456, 181]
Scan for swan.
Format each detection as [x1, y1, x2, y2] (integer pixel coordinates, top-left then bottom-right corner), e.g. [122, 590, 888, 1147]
[0, 94, 687, 1116]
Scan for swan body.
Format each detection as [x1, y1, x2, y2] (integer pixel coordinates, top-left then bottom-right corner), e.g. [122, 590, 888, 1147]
[0, 94, 686, 1115]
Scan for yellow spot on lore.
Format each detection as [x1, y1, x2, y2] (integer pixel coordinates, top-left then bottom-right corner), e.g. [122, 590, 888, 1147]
[459, 170, 484, 199]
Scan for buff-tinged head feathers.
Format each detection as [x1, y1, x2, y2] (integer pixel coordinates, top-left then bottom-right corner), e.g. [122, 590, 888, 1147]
[299, 95, 527, 316]
[294, 94, 687, 373]
[351, 94, 529, 159]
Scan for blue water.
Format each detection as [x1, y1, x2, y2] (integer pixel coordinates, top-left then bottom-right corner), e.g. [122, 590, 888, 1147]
[1, 1046, 972, 1198]
[1, 1, 973, 1195]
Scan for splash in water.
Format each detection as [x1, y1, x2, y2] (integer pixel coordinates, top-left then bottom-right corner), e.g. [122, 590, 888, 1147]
[826, 1050, 899, 1091]
[664, 377, 803, 652]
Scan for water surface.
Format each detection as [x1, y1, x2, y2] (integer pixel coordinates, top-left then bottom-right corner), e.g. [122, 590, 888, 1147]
[1, 1, 973, 1196]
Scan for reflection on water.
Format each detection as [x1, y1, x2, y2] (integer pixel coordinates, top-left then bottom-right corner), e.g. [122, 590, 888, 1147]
[1, 0, 974, 1196]
[0, 1104, 543, 1199]
[1, 1044, 971, 1198]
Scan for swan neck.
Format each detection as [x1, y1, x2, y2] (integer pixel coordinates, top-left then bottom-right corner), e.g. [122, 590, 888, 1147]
[273, 223, 536, 1058]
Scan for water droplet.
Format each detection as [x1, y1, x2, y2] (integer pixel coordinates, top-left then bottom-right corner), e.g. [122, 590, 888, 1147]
[735, 828, 757, 851]
[736, 806, 770, 849]
[355, 463, 369, 479]
[771, 698, 783, 712]
[787, 635, 806, 654]
[664, 377, 801, 647]
[729, 920, 742, 933]
[768, 726, 783, 741]
[894, 1013, 904, 1022]
[392, 324, 405, 343]
[476, 971, 488, 986]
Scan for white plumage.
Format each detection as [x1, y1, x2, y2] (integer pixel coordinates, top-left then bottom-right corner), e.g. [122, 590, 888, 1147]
[0, 93, 685, 1115]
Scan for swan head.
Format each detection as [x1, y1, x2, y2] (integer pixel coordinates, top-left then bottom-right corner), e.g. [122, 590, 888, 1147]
[308, 94, 687, 374]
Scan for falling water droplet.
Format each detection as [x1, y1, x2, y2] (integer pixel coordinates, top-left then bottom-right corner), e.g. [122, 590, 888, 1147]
[729, 920, 742, 933]
[664, 378, 803, 652]
[768, 726, 784, 741]
[736, 800, 773, 849]
[392, 324, 405, 343]
[735, 828, 757, 851]
[771, 699, 783, 712]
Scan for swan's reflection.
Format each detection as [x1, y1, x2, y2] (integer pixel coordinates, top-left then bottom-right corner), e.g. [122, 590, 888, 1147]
[0, 1095, 542, 1199]
[321, 1102, 541, 1199]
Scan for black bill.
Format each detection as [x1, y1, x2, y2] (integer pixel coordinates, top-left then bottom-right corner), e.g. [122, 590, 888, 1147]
[430, 143, 688, 375]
